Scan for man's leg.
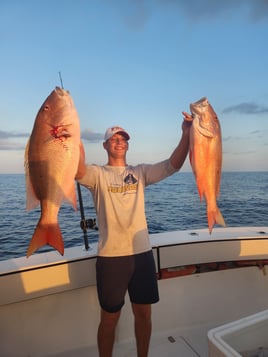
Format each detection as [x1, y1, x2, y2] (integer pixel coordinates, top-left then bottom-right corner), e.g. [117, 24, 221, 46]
[132, 303, 152, 357]
[97, 308, 121, 357]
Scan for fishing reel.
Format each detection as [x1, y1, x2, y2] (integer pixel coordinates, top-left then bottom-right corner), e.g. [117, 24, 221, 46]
[80, 218, 98, 231]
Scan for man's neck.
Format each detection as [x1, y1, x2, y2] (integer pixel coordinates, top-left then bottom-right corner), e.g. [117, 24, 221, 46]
[107, 157, 127, 167]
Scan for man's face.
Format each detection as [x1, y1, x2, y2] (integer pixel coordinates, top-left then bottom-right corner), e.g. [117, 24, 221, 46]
[103, 133, 129, 157]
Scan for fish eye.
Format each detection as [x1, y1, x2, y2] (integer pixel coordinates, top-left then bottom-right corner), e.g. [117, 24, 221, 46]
[44, 105, 49, 111]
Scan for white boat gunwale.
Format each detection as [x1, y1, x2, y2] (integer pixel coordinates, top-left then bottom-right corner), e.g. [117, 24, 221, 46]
[1, 226, 267, 277]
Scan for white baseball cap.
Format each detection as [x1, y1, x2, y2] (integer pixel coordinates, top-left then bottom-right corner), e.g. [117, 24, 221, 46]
[104, 126, 130, 141]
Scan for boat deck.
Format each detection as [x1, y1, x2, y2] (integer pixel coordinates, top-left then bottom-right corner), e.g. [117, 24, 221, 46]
[48, 324, 211, 357]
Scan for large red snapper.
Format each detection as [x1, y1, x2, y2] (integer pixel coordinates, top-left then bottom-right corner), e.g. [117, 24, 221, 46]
[189, 97, 225, 233]
[25, 87, 82, 257]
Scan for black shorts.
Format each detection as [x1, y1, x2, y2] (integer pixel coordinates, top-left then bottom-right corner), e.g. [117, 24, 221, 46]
[96, 250, 159, 313]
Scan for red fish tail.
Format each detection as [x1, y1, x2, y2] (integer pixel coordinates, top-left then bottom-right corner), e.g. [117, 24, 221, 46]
[207, 208, 226, 234]
[27, 222, 64, 257]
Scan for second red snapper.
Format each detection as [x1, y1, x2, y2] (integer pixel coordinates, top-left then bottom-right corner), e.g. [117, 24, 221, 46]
[189, 97, 225, 233]
[25, 87, 83, 257]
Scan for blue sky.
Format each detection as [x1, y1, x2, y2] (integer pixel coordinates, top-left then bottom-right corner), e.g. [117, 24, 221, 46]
[0, 0, 268, 173]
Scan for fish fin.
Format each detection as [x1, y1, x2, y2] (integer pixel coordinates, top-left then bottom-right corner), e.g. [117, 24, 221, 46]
[196, 178, 204, 202]
[198, 187, 204, 202]
[189, 149, 193, 165]
[196, 118, 216, 138]
[207, 208, 226, 234]
[197, 126, 214, 138]
[64, 182, 77, 210]
[189, 153, 204, 201]
[24, 139, 40, 210]
[27, 222, 64, 257]
[25, 172, 40, 210]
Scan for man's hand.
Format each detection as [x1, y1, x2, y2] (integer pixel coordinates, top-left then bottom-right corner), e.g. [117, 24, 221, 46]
[182, 111, 193, 122]
[181, 111, 193, 135]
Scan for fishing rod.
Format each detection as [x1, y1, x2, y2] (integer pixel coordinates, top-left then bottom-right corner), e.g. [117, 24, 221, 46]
[58, 71, 91, 251]
[76, 182, 90, 251]
[58, 71, 64, 89]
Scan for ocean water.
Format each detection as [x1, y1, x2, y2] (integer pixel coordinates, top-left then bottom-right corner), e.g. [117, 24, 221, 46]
[0, 172, 267, 261]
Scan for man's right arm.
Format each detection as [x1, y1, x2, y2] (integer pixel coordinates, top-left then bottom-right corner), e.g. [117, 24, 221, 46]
[169, 114, 193, 171]
[75, 141, 87, 180]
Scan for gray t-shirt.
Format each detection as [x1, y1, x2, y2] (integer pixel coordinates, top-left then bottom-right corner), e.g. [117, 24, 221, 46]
[78, 159, 176, 257]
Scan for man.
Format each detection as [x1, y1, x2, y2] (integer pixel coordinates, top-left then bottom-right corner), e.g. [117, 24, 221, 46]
[76, 114, 192, 357]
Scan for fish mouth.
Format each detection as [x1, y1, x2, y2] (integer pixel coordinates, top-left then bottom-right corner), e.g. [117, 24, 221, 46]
[190, 97, 208, 115]
[193, 97, 207, 106]
[55, 86, 69, 96]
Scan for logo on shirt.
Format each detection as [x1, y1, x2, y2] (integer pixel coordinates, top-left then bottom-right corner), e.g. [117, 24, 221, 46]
[124, 173, 137, 185]
[107, 172, 138, 194]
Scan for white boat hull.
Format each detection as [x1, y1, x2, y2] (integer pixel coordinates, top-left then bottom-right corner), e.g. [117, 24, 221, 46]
[1, 227, 268, 356]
